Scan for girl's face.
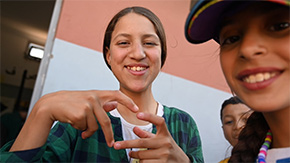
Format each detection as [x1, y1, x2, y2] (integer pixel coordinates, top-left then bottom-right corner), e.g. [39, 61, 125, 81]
[219, 3, 290, 112]
[106, 13, 161, 93]
[222, 104, 252, 146]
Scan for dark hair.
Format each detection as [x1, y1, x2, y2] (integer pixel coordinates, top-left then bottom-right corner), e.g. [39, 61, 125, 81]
[103, 6, 167, 69]
[229, 112, 269, 162]
[220, 96, 243, 121]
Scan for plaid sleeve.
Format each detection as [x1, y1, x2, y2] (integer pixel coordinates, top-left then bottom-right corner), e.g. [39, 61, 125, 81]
[0, 140, 47, 162]
[0, 122, 78, 162]
[163, 106, 204, 163]
[42, 122, 78, 162]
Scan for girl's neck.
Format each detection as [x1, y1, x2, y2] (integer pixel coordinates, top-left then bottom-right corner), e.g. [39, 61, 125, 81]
[117, 88, 158, 125]
[263, 107, 290, 148]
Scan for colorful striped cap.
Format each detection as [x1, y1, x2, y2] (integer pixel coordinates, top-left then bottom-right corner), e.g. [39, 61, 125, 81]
[185, 0, 290, 44]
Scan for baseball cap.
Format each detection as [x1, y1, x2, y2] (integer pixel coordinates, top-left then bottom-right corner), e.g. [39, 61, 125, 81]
[185, 0, 290, 44]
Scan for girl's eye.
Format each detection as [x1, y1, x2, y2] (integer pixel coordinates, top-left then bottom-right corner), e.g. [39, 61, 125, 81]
[144, 42, 158, 46]
[221, 35, 240, 46]
[224, 120, 233, 125]
[270, 22, 290, 31]
[117, 41, 129, 46]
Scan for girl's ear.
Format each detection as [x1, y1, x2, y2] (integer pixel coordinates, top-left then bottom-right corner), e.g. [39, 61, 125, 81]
[106, 47, 111, 65]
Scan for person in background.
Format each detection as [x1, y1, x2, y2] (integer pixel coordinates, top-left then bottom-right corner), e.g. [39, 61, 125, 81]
[0, 105, 28, 147]
[0, 6, 203, 162]
[219, 96, 252, 163]
[185, 0, 290, 162]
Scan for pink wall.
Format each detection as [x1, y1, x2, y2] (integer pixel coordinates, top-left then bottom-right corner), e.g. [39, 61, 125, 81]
[55, 0, 230, 93]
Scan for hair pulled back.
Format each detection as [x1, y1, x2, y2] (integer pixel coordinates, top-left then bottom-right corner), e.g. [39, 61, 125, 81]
[229, 112, 269, 162]
[103, 6, 167, 70]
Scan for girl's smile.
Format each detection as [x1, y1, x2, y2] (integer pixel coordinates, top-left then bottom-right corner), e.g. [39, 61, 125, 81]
[219, 3, 289, 112]
[185, 1, 290, 161]
[237, 67, 283, 90]
[125, 64, 149, 76]
[107, 13, 162, 93]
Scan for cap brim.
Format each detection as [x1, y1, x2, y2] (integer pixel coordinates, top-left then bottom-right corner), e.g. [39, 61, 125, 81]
[185, 0, 290, 44]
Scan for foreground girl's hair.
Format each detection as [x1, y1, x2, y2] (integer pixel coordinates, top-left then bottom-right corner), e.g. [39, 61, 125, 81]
[229, 112, 269, 162]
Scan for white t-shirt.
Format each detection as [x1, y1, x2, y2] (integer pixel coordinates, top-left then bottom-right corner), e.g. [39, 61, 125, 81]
[110, 102, 164, 162]
[266, 147, 290, 163]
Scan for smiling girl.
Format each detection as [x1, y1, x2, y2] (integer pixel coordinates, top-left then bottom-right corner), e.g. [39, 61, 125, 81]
[0, 6, 203, 162]
[185, 0, 290, 162]
[102, 7, 203, 162]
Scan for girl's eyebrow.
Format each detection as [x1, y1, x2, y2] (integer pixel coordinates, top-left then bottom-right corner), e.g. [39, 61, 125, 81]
[112, 33, 131, 42]
[113, 33, 160, 41]
[223, 115, 233, 119]
[220, 19, 234, 31]
[223, 111, 251, 119]
[142, 34, 159, 39]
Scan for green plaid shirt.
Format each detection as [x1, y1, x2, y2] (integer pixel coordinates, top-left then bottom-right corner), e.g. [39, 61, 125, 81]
[1, 105, 204, 162]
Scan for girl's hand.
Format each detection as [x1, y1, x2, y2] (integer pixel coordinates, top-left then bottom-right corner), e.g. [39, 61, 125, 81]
[40, 90, 138, 147]
[10, 90, 138, 151]
[113, 112, 190, 163]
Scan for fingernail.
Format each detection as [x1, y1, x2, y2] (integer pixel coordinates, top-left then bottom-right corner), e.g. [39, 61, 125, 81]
[109, 141, 114, 147]
[137, 112, 144, 119]
[81, 132, 87, 139]
[134, 105, 139, 111]
[114, 142, 121, 149]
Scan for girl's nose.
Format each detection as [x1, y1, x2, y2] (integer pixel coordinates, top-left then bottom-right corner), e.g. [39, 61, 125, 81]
[239, 28, 268, 60]
[130, 43, 146, 60]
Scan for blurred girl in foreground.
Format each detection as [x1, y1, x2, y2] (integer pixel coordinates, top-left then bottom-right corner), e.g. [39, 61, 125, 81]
[185, 0, 290, 162]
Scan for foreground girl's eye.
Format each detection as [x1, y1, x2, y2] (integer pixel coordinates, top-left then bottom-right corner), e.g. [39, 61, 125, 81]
[220, 35, 240, 46]
[270, 22, 290, 31]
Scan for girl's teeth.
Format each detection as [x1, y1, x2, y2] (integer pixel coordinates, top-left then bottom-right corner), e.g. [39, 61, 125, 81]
[270, 73, 276, 77]
[256, 73, 264, 82]
[243, 72, 276, 83]
[249, 75, 256, 83]
[127, 66, 146, 71]
[264, 73, 270, 80]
